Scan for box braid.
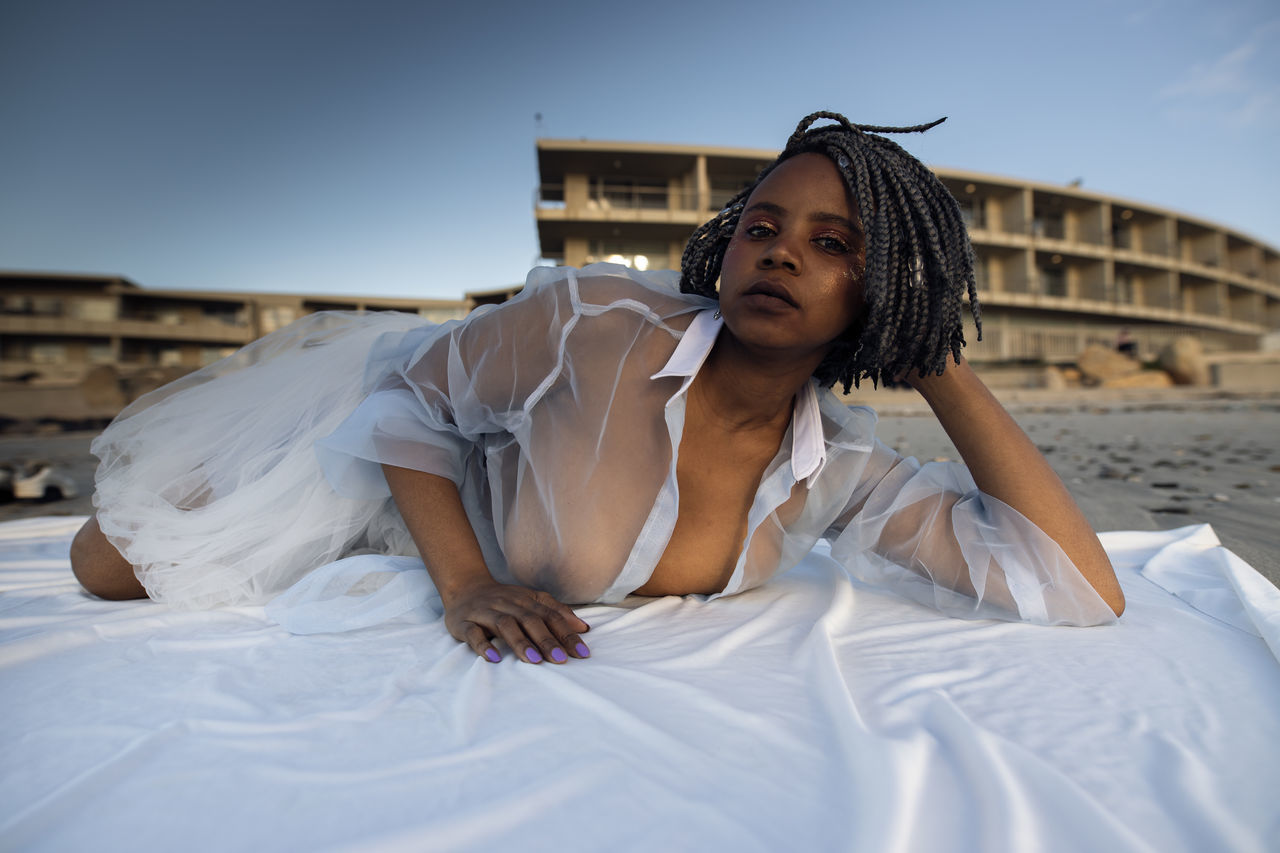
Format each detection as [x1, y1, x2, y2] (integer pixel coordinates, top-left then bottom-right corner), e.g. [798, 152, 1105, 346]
[680, 111, 982, 391]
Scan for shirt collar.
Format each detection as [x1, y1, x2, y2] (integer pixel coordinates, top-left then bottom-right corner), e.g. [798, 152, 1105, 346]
[650, 308, 828, 485]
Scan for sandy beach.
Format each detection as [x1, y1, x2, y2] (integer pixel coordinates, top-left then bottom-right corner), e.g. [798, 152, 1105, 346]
[3, 388, 1278, 589]
[861, 389, 1280, 588]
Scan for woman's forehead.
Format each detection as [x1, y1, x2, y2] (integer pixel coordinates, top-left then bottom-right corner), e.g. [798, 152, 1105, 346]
[747, 153, 859, 224]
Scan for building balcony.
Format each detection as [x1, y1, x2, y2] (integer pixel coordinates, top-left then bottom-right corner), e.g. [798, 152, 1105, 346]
[536, 184, 707, 226]
[0, 314, 255, 344]
[977, 290, 1266, 336]
[581, 252, 674, 272]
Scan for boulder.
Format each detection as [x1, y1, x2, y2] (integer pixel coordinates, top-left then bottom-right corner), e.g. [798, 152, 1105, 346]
[1040, 366, 1068, 391]
[1100, 370, 1174, 389]
[1076, 343, 1141, 385]
[121, 366, 193, 403]
[1158, 338, 1210, 386]
[78, 364, 126, 410]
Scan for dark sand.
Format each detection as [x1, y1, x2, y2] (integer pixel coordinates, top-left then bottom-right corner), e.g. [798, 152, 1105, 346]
[3, 392, 1278, 589]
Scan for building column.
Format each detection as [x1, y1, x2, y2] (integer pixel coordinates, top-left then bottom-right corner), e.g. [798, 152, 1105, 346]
[695, 155, 709, 213]
[565, 174, 588, 214]
[565, 237, 589, 268]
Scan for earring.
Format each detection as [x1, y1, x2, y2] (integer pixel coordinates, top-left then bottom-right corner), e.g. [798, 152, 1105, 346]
[713, 308, 722, 320]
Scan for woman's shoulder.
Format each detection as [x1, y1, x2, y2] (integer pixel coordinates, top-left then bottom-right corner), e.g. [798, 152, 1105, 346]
[521, 263, 715, 321]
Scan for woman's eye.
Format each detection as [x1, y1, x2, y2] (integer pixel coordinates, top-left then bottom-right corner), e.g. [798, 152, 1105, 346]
[815, 236, 850, 253]
[744, 222, 775, 238]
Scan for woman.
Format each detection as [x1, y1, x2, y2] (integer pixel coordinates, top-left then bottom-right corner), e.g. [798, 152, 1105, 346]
[71, 112, 1125, 665]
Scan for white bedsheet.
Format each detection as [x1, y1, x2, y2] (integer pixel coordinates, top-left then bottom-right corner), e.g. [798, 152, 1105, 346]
[2, 517, 1277, 852]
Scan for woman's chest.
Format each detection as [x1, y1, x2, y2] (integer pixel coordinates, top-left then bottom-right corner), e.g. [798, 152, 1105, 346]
[489, 372, 829, 602]
[493, 374, 678, 598]
[635, 424, 791, 596]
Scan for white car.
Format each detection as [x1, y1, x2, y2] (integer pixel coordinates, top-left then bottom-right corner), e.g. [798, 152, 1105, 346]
[6, 461, 80, 501]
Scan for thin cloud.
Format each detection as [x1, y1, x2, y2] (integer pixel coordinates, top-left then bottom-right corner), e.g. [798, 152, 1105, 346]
[1157, 20, 1280, 129]
[1228, 90, 1279, 130]
[1123, 0, 1166, 27]
[1161, 40, 1258, 99]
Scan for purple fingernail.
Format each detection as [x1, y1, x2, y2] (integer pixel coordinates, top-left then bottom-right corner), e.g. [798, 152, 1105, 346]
[525, 648, 543, 664]
[575, 643, 591, 658]
[550, 647, 567, 663]
[484, 649, 501, 663]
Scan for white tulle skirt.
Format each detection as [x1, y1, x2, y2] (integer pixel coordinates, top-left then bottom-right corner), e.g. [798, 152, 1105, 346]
[92, 311, 431, 609]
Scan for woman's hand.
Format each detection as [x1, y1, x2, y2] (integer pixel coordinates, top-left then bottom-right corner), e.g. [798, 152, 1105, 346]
[443, 580, 591, 664]
[380, 464, 593, 663]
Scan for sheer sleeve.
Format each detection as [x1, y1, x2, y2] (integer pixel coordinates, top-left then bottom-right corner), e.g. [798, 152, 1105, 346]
[826, 440, 1117, 626]
[315, 268, 579, 499]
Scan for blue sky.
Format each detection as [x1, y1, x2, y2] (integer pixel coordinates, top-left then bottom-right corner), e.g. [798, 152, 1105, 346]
[2, 0, 1276, 299]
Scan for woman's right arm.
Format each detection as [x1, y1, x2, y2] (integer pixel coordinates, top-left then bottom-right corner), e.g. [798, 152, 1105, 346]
[381, 464, 590, 665]
[318, 274, 591, 663]
[826, 440, 1119, 627]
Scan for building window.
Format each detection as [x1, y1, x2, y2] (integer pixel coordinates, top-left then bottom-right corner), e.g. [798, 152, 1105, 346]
[585, 240, 670, 272]
[200, 346, 236, 365]
[71, 298, 117, 321]
[1033, 211, 1064, 240]
[972, 254, 988, 290]
[1040, 267, 1067, 297]
[31, 296, 62, 316]
[202, 304, 243, 326]
[87, 342, 114, 364]
[1114, 271, 1133, 304]
[957, 197, 987, 229]
[709, 181, 752, 211]
[589, 177, 668, 210]
[537, 185, 566, 208]
[1112, 222, 1132, 250]
[30, 343, 68, 364]
[260, 306, 298, 334]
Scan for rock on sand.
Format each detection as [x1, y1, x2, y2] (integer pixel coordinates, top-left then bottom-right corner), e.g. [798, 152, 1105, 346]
[1158, 338, 1211, 386]
[1076, 344, 1141, 385]
[1100, 371, 1174, 389]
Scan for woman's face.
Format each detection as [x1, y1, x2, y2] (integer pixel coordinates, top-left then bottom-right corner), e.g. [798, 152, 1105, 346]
[717, 153, 865, 365]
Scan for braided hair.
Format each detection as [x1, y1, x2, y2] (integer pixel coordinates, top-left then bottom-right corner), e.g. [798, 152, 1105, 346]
[680, 111, 981, 391]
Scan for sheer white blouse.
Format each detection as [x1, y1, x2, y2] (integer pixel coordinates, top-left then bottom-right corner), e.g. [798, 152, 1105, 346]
[314, 264, 1115, 626]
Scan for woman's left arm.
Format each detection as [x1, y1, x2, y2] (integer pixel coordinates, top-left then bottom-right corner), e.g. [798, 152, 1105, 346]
[908, 357, 1125, 616]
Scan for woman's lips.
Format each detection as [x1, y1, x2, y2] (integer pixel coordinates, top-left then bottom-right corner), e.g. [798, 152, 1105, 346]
[743, 281, 798, 308]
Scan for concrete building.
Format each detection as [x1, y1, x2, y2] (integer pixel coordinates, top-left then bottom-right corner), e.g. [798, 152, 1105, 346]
[0, 272, 470, 383]
[5, 137, 1277, 386]
[535, 138, 1280, 364]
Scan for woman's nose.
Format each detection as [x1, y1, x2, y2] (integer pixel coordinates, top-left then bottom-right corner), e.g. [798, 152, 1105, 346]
[760, 236, 801, 272]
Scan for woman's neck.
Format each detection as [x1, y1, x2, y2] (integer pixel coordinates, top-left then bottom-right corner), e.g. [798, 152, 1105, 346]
[690, 330, 823, 434]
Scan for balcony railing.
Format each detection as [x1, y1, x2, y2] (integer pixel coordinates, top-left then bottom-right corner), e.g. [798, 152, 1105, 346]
[537, 184, 701, 212]
[965, 323, 1256, 364]
[0, 314, 254, 343]
[582, 253, 674, 272]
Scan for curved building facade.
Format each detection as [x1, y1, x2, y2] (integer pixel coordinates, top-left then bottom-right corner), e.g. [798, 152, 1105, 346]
[536, 139, 1280, 363]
